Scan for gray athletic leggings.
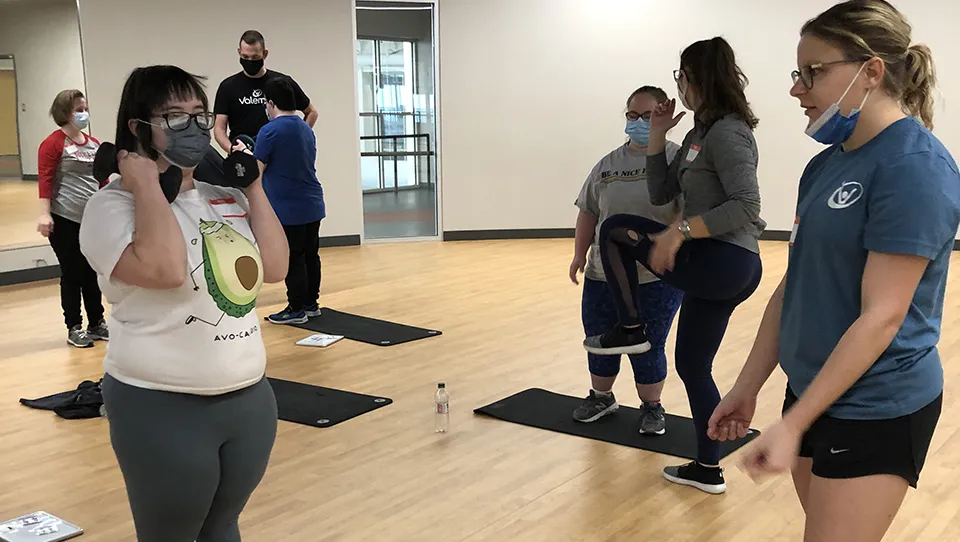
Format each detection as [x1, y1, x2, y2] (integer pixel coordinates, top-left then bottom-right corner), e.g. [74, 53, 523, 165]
[102, 374, 278, 542]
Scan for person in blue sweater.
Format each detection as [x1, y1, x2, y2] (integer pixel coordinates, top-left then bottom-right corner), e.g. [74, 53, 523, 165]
[254, 75, 326, 324]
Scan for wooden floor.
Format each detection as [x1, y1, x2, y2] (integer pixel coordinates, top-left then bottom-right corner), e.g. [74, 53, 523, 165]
[0, 178, 42, 249]
[1, 240, 958, 541]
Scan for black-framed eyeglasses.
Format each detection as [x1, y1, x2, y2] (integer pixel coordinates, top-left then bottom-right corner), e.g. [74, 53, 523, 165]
[626, 111, 652, 122]
[148, 112, 216, 131]
[673, 69, 684, 83]
[791, 59, 867, 90]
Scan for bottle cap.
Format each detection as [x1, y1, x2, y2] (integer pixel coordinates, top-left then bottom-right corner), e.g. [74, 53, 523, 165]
[438, 382, 445, 388]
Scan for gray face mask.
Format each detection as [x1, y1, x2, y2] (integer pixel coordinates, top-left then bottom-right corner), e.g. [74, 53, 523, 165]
[147, 119, 210, 169]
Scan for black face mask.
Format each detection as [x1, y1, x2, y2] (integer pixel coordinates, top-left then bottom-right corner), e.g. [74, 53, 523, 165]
[240, 58, 264, 76]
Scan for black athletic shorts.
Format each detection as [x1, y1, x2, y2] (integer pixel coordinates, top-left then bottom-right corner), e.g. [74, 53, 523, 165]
[782, 386, 941, 488]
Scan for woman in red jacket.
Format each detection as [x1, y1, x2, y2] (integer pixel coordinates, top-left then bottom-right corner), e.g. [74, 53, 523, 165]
[37, 89, 107, 348]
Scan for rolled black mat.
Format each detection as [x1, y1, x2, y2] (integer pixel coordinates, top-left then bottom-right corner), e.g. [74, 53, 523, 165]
[474, 388, 759, 461]
[287, 307, 441, 346]
[268, 377, 392, 428]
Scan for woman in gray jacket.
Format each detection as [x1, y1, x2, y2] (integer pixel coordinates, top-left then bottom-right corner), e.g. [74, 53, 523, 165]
[583, 36, 765, 495]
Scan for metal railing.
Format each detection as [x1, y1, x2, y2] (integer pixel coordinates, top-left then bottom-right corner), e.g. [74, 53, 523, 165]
[360, 133, 435, 193]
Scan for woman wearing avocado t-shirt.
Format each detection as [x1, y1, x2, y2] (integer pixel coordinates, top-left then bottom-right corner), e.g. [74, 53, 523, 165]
[79, 65, 289, 542]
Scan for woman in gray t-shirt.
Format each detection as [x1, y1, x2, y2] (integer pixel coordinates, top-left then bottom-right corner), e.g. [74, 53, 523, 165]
[569, 86, 683, 437]
[37, 89, 107, 348]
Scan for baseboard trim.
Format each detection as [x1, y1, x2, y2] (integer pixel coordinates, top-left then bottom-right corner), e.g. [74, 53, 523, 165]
[761, 230, 959, 250]
[0, 265, 61, 287]
[759, 230, 791, 242]
[0, 232, 954, 288]
[443, 228, 959, 250]
[444, 228, 792, 242]
[0, 235, 360, 287]
[22, 174, 38, 181]
[444, 228, 575, 241]
[320, 234, 361, 248]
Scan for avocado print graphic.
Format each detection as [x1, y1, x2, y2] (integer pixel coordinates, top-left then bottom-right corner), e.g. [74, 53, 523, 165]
[197, 219, 263, 319]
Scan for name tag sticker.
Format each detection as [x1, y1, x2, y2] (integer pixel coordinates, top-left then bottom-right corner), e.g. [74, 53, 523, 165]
[64, 144, 78, 154]
[789, 216, 800, 246]
[685, 144, 701, 163]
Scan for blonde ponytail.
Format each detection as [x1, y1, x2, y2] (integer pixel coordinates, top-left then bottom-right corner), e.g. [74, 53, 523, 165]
[902, 44, 937, 129]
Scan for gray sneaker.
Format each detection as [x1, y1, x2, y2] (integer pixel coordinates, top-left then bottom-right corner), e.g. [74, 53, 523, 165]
[638, 402, 666, 435]
[87, 320, 109, 341]
[67, 325, 94, 348]
[572, 390, 619, 423]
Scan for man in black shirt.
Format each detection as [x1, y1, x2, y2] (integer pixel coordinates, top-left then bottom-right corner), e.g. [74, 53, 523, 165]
[213, 30, 318, 153]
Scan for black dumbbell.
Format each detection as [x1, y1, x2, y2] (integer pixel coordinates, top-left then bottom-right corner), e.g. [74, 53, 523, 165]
[92, 141, 119, 185]
[220, 136, 260, 189]
[234, 134, 256, 152]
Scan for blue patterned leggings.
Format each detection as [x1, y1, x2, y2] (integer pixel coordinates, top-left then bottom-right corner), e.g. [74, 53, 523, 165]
[581, 277, 683, 384]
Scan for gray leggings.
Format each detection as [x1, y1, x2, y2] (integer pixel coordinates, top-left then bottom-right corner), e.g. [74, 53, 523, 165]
[102, 374, 278, 542]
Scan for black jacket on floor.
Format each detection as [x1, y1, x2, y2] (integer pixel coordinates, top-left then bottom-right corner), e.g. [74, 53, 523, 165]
[20, 380, 104, 419]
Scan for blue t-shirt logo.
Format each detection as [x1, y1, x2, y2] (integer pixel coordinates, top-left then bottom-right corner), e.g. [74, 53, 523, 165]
[826, 180, 864, 209]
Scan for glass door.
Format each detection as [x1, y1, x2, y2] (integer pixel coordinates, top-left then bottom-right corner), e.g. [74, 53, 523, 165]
[355, 3, 438, 240]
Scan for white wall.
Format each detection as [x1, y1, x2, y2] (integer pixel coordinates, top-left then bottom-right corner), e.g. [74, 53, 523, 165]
[438, 0, 960, 236]
[76, 0, 363, 239]
[0, 0, 85, 177]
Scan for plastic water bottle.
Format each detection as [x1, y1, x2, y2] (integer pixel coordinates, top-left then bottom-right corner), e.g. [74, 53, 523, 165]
[435, 382, 449, 433]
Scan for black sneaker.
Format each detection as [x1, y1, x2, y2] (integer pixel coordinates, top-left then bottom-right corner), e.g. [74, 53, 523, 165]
[87, 320, 109, 341]
[583, 326, 651, 355]
[572, 390, 619, 423]
[67, 325, 94, 348]
[663, 461, 726, 494]
[638, 402, 666, 435]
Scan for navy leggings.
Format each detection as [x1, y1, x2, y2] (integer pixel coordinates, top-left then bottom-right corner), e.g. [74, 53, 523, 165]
[582, 278, 682, 384]
[599, 214, 762, 464]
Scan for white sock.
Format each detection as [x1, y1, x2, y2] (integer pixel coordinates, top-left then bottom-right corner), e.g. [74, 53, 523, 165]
[592, 389, 612, 397]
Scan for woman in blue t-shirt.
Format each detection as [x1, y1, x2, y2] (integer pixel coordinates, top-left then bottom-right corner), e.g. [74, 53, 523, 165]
[709, 1, 960, 540]
[253, 75, 327, 324]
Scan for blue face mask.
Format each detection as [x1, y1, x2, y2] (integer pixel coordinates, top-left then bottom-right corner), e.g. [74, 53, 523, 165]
[72, 111, 89, 130]
[805, 63, 870, 145]
[625, 118, 650, 146]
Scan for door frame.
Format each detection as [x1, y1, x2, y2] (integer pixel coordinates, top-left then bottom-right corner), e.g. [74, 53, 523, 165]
[0, 53, 24, 180]
[352, 0, 443, 244]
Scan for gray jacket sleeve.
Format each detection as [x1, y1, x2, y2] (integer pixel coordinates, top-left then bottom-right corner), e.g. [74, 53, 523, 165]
[647, 144, 684, 206]
[699, 119, 762, 236]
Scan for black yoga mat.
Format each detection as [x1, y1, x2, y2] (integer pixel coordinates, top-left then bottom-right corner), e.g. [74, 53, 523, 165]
[474, 388, 759, 461]
[288, 308, 441, 346]
[268, 378, 392, 428]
